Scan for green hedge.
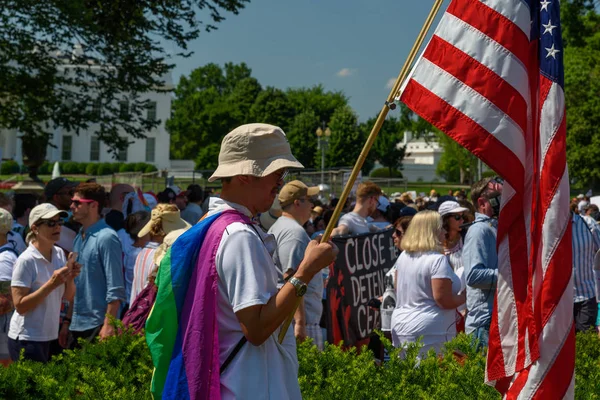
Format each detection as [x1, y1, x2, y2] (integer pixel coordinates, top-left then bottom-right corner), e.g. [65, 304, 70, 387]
[370, 167, 403, 178]
[0, 330, 598, 399]
[11, 162, 158, 176]
[0, 160, 20, 175]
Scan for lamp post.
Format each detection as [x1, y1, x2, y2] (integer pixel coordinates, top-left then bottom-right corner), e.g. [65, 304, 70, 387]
[316, 123, 331, 186]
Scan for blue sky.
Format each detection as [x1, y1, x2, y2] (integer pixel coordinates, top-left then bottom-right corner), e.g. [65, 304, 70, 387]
[171, 0, 449, 121]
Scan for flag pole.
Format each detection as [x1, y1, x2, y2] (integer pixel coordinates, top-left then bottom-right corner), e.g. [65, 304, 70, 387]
[278, 0, 445, 344]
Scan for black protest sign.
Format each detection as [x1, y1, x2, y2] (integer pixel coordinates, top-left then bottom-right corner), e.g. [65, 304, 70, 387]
[326, 228, 398, 346]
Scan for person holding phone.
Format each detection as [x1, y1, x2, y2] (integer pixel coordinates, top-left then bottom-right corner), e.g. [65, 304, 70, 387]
[8, 204, 81, 363]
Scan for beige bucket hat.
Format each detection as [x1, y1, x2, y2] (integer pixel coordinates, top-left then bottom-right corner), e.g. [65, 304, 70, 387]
[208, 123, 304, 182]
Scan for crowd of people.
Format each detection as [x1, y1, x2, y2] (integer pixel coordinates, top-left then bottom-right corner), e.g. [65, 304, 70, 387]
[0, 122, 597, 398]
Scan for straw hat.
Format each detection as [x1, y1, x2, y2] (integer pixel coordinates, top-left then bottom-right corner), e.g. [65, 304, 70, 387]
[208, 124, 304, 182]
[138, 204, 191, 238]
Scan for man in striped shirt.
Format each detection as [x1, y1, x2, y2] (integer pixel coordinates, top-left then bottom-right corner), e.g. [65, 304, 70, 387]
[571, 211, 600, 332]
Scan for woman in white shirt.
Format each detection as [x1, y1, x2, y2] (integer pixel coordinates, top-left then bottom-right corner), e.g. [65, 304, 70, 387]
[391, 210, 466, 356]
[8, 204, 81, 363]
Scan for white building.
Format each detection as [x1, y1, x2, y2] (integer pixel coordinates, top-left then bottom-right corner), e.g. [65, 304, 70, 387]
[0, 48, 173, 170]
[400, 132, 444, 182]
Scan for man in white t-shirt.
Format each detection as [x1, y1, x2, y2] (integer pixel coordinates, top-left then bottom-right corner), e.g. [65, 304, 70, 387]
[332, 181, 383, 236]
[269, 180, 325, 348]
[206, 124, 338, 399]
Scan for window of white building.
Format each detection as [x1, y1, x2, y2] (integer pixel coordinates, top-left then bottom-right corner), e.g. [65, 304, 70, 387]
[90, 136, 100, 161]
[119, 100, 129, 119]
[146, 137, 155, 162]
[62, 136, 72, 161]
[118, 144, 128, 162]
[147, 101, 157, 122]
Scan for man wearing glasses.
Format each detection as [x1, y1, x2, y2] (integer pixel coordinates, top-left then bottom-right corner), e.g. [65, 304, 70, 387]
[268, 180, 323, 348]
[68, 183, 125, 345]
[462, 177, 502, 349]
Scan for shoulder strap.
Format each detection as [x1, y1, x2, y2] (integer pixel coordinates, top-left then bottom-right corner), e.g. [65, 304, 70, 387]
[220, 336, 247, 374]
[0, 245, 18, 258]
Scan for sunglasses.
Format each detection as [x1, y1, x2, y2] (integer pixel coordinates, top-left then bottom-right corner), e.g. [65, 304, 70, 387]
[39, 219, 64, 228]
[394, 229, 403, 236]
[71, 198, 96, 207]
[451, 214, 464, 221]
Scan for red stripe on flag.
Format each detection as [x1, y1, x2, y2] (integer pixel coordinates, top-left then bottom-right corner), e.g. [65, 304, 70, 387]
[505, 369, 530, 400]
[401, 80, 525, 190]
[446, 0, 530, 65]
[487, 291, 507, 381]
[423, 36, 528, 133]
[538, 223, 572, 327]
[530, 325, 575, 400]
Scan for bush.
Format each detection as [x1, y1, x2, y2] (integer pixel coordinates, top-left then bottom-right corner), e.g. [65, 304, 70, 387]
[85, 163, 99, 176]
[119, 163, 137, 173]
[0, 160, 20, 175]
[111, 163, 124, 173]
[370, 167, 403, 178]
[0, 327, 152, 399]
[144, 164, 158, 173]
[1, 326, 597, 398]
[96, 163, 114, 176]
[37, 161, 52, 175]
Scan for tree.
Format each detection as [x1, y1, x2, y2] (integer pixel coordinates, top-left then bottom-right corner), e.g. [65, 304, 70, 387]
[0, 0, 248, 179]
[286, 110, 320, 169]
[434, 130, 479, 184]
[286, 85, 348, 124]
[324, 106, 373, 174]
[360, 104, 418, 177]
[167, 62, 261, 169]
[560, 1, 600, 189]
[249, 87, 294, 128]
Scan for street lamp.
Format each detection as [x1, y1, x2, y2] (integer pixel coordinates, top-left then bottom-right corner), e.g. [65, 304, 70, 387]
[316, 124, 331, 186]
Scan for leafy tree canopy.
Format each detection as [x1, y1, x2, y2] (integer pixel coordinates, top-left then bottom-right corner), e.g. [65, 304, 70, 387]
[167, 65, 350, 170]
[0, 0, 248, 177]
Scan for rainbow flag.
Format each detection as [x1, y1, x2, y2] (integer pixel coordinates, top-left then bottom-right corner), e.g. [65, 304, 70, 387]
[145, 210, 251, 400]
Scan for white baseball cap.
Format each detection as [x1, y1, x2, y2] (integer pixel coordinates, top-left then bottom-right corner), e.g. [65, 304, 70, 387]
[438, 200, 469, 217]
[29, 203, 68, 227]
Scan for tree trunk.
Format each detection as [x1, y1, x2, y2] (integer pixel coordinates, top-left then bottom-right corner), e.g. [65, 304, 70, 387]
[20, 134, 48, 183]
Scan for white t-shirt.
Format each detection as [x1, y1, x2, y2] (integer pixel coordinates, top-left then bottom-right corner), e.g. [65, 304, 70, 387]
[0, 244, 18, 281]
[9, 244, 66, 341]
[210, 201, 301, 400]
[269, 215, 323, 326]
[391, 251, 461, 353]
[338, 212, 369, 235]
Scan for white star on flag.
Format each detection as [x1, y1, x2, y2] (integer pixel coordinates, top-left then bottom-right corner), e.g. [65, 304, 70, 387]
[542, 20, 557, 35]
[545, 43, 560, 59]
[541, 0, 551, 12]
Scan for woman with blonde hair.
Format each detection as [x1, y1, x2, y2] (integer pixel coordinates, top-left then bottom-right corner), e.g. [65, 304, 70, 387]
[390, 210, 465, 356]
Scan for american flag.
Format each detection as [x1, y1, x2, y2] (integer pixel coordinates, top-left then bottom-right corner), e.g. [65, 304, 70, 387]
[399, 0, 574, 397]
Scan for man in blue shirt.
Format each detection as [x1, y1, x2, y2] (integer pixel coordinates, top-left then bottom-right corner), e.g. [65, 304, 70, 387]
[69, 183, 125, 345]
[462, 177, 502, 349]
